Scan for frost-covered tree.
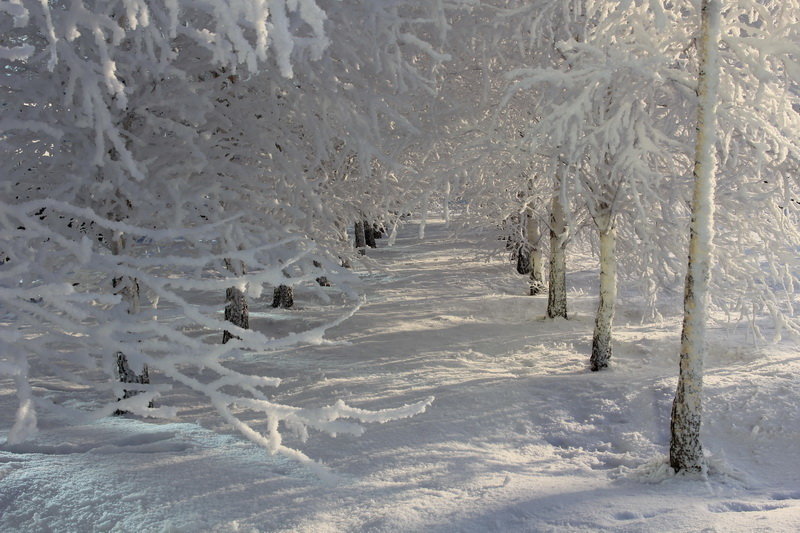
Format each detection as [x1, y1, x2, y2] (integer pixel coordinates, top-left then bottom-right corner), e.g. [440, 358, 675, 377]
[504, 0, 799, 381]
[442, 0, 608, 321]
[0, 0, 447, 468]
[664, 0, 800, 473]
[670, 0, 722, 475]
[432, 2, 563, 303]
[512, 0, 799, 465]
[505, 18, 690, 368]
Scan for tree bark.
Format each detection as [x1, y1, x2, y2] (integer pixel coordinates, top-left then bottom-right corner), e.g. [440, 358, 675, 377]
[526, 212, 546, 295]
[670, 0, 721, 474]
[590, 222, 616, 371]
[354, 220, 366, 255]
[364, 220, 377, 248]
[272, 284, 294, 308]
[516, 245, 531, 275]
[547, 192, 568, 319]
[223, 258, 249, 344]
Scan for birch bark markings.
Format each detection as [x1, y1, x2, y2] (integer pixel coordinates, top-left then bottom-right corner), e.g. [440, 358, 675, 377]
[590, 219, 617, 371]
[545, 0, 585, 318]
[670, 0, 721, 473]
[547, 188, 568, 319]
[525, 207, 546, 295]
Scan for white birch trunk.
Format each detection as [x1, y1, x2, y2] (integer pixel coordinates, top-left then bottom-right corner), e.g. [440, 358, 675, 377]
[590, 221, 616, 371]
[388, 216, 400, 247]
[526, 212, 546, 295]
[547, 191, 568, 319]
[670, 0, 721, 473]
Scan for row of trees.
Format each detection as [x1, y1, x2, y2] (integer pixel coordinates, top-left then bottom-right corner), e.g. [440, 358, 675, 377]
[2, 0, 798, 473]
[0, 0, 455, 468]
[440, 0, 799, 471]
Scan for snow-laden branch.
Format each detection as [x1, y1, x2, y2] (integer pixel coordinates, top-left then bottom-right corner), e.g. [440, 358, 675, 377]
[0, 199, 433, 471]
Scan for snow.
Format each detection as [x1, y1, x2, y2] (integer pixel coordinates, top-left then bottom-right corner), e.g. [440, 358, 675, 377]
[1, 219, 799, 531]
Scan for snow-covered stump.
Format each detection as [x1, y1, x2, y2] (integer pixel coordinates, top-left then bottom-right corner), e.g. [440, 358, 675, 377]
[590, 223, 617, 371]
[272, 284, 294, 308]
[354, 221, 366, 255]
[526, 214, 545, 295]
[364, 221, 377, 248]
[547, 194, 568, 319]
[670, 0, 721, 474]
[223, 258, 250, 344]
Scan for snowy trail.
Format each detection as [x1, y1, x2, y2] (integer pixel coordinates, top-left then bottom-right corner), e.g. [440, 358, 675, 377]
[1, 220, 799, 532]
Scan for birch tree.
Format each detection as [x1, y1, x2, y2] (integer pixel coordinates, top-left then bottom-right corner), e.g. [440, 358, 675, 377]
[504, 0, 799, 378]
[436, 1, 579, 309]
[666, 0, 800, 472]
[669, 0, 722, 472]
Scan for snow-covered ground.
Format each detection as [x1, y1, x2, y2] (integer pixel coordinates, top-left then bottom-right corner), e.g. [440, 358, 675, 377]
[1, 220, 799, 532]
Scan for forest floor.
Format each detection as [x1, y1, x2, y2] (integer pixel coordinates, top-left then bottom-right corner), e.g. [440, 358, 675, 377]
[1, 219, 799, 532]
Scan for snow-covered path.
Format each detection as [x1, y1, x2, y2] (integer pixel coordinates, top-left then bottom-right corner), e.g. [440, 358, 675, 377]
[2, 221, 799, 532]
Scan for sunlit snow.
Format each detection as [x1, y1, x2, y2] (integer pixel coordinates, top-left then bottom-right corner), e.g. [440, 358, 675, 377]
[2, 220, 798, 531]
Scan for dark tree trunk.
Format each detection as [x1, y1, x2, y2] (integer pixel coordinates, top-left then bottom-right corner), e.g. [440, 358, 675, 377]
[272, 284, 294, 308]
[222, 258, 249, 343]
[223, 285, 250, 343]
[516, 246, 531, 275]
[364, 220, 377, 248]
[354, 221, 366, 255]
